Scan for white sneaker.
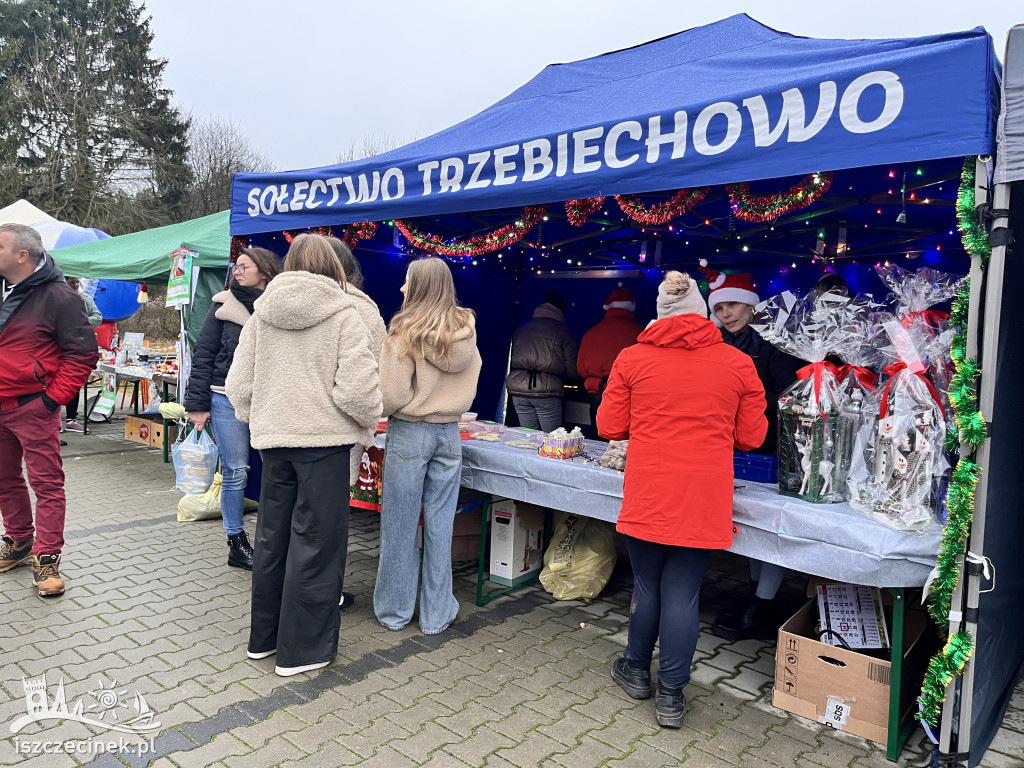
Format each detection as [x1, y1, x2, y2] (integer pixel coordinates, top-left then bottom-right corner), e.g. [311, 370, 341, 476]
[246, 648, 276, 660]
[65, 420, 84, 433]
[275, 660, 329, 677]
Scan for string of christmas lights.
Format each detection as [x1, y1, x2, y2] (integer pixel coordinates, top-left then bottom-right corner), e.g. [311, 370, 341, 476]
[727, 173, 833, 222]
[614, 188, 708, 225]
[565, 197, 605, 227]
[394, 206, 548, 257]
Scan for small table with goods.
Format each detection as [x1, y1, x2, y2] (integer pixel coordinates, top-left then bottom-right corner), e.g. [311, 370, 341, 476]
[85, 362, 180, 462]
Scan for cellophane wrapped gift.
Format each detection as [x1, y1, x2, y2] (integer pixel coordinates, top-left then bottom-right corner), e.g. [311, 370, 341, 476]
[830, 295, 888, 499]
[751, 291, 861, 503]
[846, 314, 953, 530]
[875, 264, 965, 407]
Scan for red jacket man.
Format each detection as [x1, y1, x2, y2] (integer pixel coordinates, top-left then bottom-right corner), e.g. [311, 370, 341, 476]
[578, 286, 644, 436]
[597, 271, 766, 728]
[0, 223, 99, 596]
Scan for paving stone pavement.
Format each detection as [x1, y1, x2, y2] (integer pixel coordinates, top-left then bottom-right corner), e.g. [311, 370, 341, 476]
[0, 419, 1021, 767]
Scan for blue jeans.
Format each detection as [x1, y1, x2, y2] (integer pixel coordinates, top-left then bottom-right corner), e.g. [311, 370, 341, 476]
[209, 392, 250, 536]
[512, 396, 562, 432]
[624, 536, 710, 689]
[750, 560, 786, 600]
[374, 418, 462, 634]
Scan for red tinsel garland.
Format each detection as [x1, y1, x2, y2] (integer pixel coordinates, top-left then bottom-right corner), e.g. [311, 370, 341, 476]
[230, 236, 246, 263]
[342, 221, 379, 249]
[614, 188, 709, 226]
[282, 226, 333, 243]
[394, 206, 548, 258]
[565, 197, 605, 227]
[727, 173, 833, 222]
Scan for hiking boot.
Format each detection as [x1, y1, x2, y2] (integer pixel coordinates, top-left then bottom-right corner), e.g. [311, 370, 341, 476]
[227, 531, 254, 570]
[711, 596, 776, 641]
[33, 554, 65, 596]
[611, 656, 651, 699]
[0, 536, 34, 572]
[654, 681, 686, 728]
[65, 419, 84, 433]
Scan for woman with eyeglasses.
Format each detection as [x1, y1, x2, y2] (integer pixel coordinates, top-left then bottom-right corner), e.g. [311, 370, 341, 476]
[184, 247, 282, 570]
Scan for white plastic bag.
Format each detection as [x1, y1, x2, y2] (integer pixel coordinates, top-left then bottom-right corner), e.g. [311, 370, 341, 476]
[172, 426, 219, 494]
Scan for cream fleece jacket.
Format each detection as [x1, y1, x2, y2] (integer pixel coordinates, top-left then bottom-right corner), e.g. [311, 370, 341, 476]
[225, 271, 383, 450]
[380, 315, 482, 423]
[348, 286, 386, 362]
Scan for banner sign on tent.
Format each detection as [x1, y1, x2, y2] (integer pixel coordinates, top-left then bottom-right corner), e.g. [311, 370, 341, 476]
[230, 15, 998, 236]
[166, 249, 194, 307]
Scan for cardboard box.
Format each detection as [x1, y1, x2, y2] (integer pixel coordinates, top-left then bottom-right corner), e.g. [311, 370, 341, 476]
[124, 415, 159, 446]
[148, 418, 177, 448]
[414, 504, 484, 562]
[451, 506, 482, 562]
[489, 500, 545, 587]
[773, 599, 928, 744]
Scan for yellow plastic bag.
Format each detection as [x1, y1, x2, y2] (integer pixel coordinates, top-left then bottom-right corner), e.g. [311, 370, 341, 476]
[539, 511, 617, 600]
[177, 472, 223, 522]
[176, 474, 259, 522]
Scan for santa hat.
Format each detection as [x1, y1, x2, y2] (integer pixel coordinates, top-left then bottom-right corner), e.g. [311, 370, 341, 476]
[603, 283, 636, 312]
[656, 271, 708, 319]
[700, 259, 758, 326]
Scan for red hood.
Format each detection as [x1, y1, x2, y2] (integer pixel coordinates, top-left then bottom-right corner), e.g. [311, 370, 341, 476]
[638, 313, 722, 349]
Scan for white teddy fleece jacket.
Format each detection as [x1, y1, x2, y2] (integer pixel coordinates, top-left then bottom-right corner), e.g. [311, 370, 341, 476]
[225, 271, 383, 449]
[380, 315, 482, 423]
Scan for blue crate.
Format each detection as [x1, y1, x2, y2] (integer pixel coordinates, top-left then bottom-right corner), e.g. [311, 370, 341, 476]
[734, 451, 778, 484]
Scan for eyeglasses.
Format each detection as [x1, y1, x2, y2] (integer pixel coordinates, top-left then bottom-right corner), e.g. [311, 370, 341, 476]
[233, 263, 251, 273]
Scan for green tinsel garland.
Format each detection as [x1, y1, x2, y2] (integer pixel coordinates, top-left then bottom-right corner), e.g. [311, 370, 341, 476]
[918, 631, 974, 726]
[956, 159, 991, 261]
[917, 163, 992, 727]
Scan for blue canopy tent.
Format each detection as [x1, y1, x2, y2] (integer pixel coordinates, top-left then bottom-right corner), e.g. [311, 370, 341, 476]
[230, 15, 1012, 764]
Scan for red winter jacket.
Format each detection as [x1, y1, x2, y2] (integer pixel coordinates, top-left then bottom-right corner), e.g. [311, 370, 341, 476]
[0, 255, 99, 410]
[597, 313, 768, 549]
[576, 308, 644, 394]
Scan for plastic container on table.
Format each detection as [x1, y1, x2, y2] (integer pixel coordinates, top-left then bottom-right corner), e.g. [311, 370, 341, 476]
[502, 427, 544, 448]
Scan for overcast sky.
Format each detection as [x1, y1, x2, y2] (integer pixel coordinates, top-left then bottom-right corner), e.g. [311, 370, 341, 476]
[143, 0, 1019, 172]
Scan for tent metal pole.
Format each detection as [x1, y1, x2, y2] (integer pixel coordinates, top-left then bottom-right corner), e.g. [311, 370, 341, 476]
[953, 179, 1011, 763]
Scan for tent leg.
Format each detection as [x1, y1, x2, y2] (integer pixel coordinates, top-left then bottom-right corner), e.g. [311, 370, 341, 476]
[952, 178, 1012, 764]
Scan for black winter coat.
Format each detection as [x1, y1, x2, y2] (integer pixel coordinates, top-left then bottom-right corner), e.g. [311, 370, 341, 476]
[184, 290, 250, 412]
[722, 327, 803, 454]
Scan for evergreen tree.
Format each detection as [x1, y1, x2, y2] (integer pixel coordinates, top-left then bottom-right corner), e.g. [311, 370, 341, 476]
[0, 0, 191, 232]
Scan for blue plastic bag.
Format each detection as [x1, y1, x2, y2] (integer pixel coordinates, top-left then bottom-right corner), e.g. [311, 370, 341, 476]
[172, 426, 219, 494]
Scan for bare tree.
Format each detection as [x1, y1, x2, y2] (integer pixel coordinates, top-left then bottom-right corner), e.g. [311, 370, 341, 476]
[184, 116, 276, 218]
[335, 133, 407, 164]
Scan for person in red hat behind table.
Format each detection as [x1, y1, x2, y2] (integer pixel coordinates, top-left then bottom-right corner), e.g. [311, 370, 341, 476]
[700, 262, 804, 642]
[577, 284, 644, 438]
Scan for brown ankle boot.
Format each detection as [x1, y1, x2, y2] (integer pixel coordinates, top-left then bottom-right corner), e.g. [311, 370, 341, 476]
[0, 536, 34, 572]
[33, 554, 65, 596]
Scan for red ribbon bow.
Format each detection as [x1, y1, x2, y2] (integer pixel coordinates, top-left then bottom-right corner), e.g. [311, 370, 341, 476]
[836, 364, 878, 391]
[879, 361, 944, 419]
[795, 361, 839, 418]
[900, 309, 949, 330]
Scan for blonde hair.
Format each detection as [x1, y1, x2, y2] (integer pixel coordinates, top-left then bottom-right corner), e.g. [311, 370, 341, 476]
[388, 258, 474, 361]
[283, 234, 347, 287]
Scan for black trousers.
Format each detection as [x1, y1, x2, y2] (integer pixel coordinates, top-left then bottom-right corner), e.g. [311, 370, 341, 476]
[249, 447, 350, 668]
[65, 388, 81, 421]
